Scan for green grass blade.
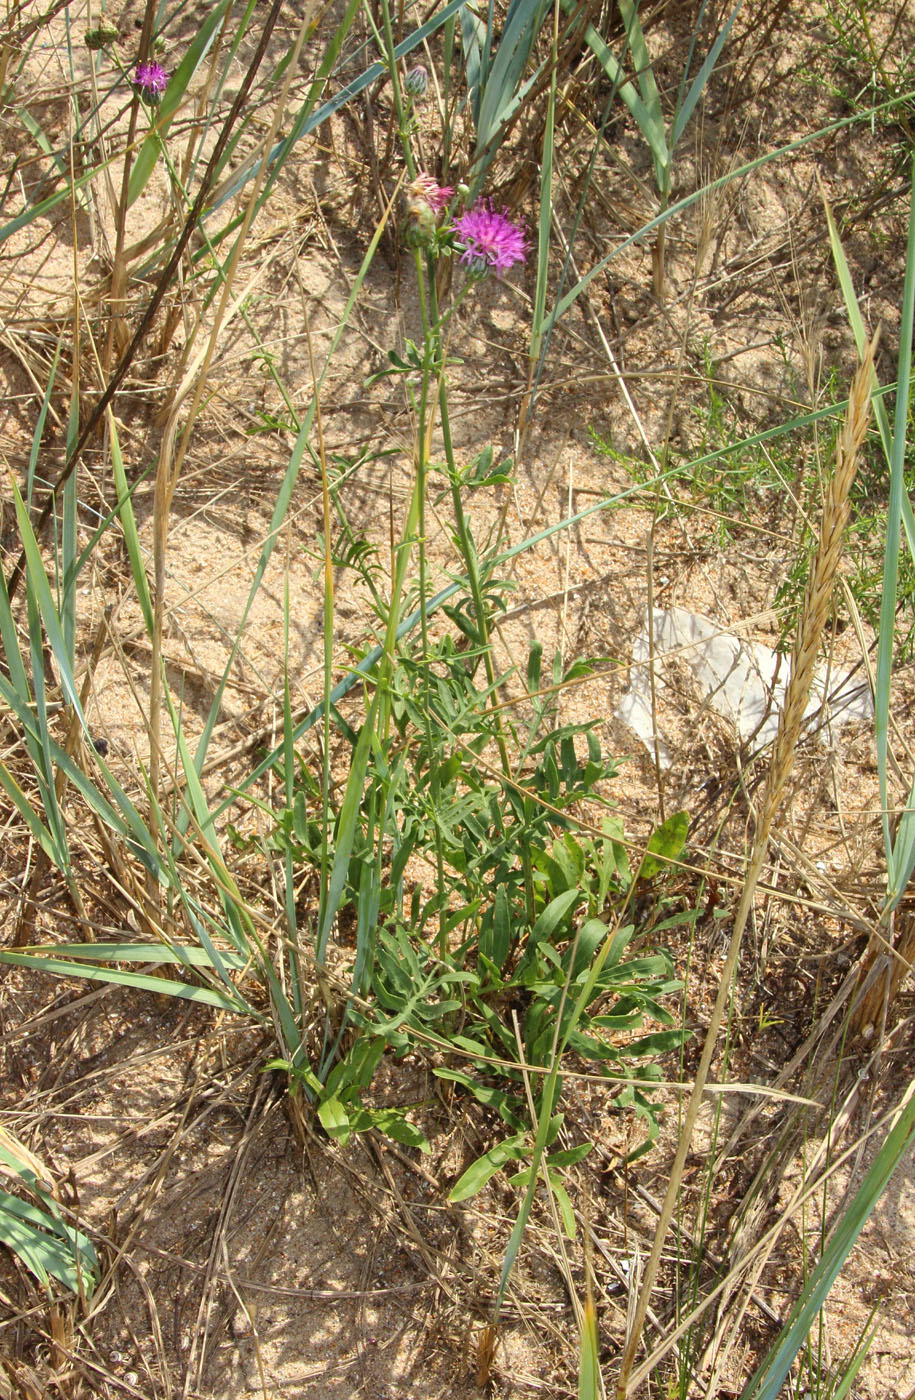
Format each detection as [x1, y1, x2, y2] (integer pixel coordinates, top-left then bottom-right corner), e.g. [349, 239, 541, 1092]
[474, 0, 551, 159]
[739, 1084, 915, 1400]
[8, 472, 84, 720]
[460, 3, 488, 126]
[619, 0, 668, 189]
[315, 686, 380, 965]
[578, 1295, 600, 1400]
[60, 347, 80, 666]
[23, 941, 248, 967]
[576, 17, 668, 186]
[0, 759, 59, 863]
[25, 337, 61, 508]
[670, 0, 743, 152]
[529, 12, 556, 367]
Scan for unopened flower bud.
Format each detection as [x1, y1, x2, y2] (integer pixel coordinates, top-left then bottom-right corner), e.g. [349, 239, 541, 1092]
[85, 21, 118, 49]
[403, 197, 437, 248]
[404, 65, 429, 99]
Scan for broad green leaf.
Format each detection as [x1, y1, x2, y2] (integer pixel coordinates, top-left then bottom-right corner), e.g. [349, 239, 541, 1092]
[530, 888, 581, 945]
[637, 810, 689, 880]
[317, 1097, 352, 1144]
[449, 1132, 529, 1202]
[354, 1108, 431, 1154]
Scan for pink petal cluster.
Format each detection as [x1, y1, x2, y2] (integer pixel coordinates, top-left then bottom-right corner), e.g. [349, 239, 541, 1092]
[134, 60, 169, 96]
[451, 200, 527, 276]
[409, 172, 453, 216]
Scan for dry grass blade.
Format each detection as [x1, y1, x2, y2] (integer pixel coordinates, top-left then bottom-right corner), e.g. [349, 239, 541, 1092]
[615, 332, 879, 1398]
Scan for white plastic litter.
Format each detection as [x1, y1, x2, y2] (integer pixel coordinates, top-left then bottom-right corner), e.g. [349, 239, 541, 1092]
[618, 606, 873, 769]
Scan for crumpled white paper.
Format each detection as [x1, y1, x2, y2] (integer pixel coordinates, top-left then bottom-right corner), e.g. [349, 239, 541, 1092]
[618, 606, 873, 769]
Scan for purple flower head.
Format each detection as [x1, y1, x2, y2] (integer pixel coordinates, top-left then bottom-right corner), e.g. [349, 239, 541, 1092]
[134, 60, 169, 99]
[451, 201, 527, 278]
[409, 172, 453, 217]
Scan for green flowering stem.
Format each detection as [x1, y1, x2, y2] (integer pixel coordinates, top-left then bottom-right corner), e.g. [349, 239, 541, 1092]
[413, 247, 448, 951]
[376, 0, 417, 178]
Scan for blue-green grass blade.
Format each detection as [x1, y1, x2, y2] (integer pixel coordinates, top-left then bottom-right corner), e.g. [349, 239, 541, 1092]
[575, 17, 668, 188]
[739, 1085, 915, 1400]
[60, 351, 80, 666]
[163, 699, 302, 1048]
[109, 410, 154, 635]
[831, 1310, 880, 1400]
[204, 0, 467, 221]
[0, 661, 64, 846]
[0, 760, 59, 864]
[7, 472, 84, 720]
[875, 157, 915, 906]
[546, 90, 915, 334]
[0, 950, 254, 1012]
[21, 941, 248, 968]
[670, 0, 743, 152]
[25, 337, 61, 508]
[127, 0, 233, 206]
[529, 14, 556, 366]
[474, 0, 551, 155]
[177, 0, 261, 196]
[460, 3, 488, 126]
[25, 582, 68, 862]
[0, 1190, 96, 1294]
[0, 150, 117, 247]
[237, 0, 362, 221]
[0, 492, 165, 880]
[282, 570, 303, 1020]
[619, 0, 664, 167]
[48, 735, 168, 885]
[315, 686, 381, 964]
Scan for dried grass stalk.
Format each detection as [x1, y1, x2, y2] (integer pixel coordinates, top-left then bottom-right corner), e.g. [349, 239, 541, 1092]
[615, 332, 877, 1398]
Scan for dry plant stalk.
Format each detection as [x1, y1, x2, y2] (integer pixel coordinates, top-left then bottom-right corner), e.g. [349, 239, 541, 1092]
[615, 332, 878, 1398]
[851, 905, 915, 1039]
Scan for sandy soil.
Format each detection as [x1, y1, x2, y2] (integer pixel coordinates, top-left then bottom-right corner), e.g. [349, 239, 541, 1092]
[2, 0, 915, 1396]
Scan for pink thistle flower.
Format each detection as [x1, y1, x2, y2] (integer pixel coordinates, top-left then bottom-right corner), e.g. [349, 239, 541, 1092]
[451, 200, 527, 277]
[134, 60, 169, 99]
[408, 172, 453, 217]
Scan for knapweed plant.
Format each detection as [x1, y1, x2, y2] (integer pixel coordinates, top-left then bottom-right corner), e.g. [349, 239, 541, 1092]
[0, 0, 688, 1304]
